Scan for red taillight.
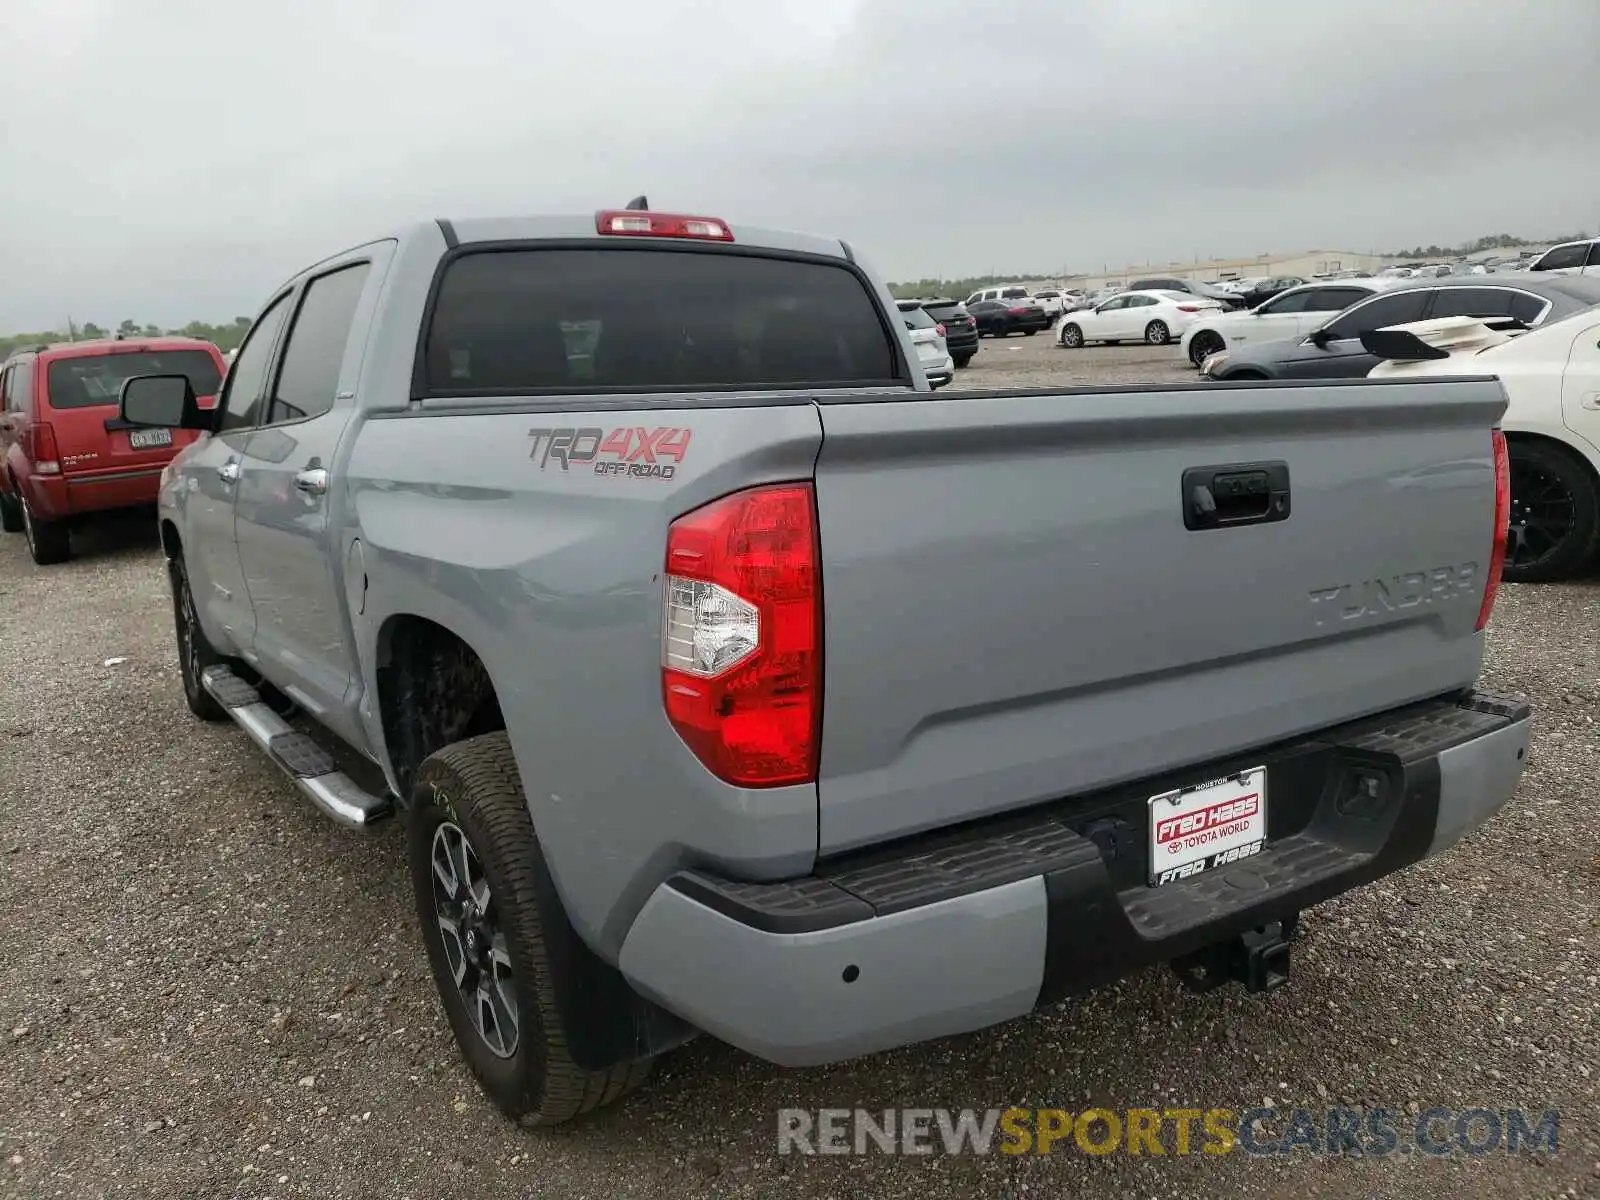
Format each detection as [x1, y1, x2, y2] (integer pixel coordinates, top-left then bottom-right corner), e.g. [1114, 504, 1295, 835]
[595, 210, 734, 242]
[935, 323, 947, 337]
[1177, 304, 1203, 312]
[30, 422, 61, 475]
[662, 484, 820, 787]
[1476, 430, 1510, 632]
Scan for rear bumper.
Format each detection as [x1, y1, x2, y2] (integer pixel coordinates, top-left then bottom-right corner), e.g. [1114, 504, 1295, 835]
[58, 466, 164, 516]
[944, 331, 979, 358]
[618, 689, 1530, 1067]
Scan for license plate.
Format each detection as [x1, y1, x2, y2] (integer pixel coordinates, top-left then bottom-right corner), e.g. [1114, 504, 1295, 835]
[1148, 766, 1266, 886]
[129, 428, 172, 449]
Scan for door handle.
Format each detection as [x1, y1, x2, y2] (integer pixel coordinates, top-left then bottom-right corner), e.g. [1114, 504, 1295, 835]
[1182, 461, 1291, 531]
[217, 460, 240, 484]
[294, 467, 329, 495]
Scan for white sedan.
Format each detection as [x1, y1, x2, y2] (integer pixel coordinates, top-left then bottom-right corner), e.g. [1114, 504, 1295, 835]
[1367, 305, 1600, 582]
[1177, 280, 1396, 368]
[1056, 290, 1225, 349]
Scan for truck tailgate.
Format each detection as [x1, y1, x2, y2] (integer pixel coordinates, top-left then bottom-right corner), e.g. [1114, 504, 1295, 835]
[812, 378, 1507, 853]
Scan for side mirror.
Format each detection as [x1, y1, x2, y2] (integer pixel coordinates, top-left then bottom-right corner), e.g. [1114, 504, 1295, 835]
[1308, 328, 1333, 347]
[120, 374, 215, 432]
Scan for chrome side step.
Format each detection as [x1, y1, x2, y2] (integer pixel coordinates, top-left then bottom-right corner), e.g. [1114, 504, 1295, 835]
[201, 665, 393, 829]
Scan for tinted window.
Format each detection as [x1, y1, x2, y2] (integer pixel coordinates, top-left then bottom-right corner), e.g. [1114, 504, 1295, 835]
[1534, 243, 1588, 271]
[1321, 290, 1431, 340]
[1427, 288, 1519, 319]
[219, 294, 293, 432]
[922, 302, 965, 321]
[424, 249, 899, 392]
[1510, 293, 1550, 324]
[45, 350, 221, 411]
[901, 305, 936, 331]
[1260, 291, 1313, 314]
[1306, 286, 1370, 311]
[1588, 244, 1600, 267]
[1000, 288, 1028, 300]
[267, 263, 371, 424]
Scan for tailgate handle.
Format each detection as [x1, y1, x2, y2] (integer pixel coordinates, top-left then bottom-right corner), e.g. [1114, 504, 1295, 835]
[1182, 461, 1290, 531]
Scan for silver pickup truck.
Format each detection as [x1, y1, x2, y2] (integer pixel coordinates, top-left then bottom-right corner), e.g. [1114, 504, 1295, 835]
[118, 205, 1531, 1127]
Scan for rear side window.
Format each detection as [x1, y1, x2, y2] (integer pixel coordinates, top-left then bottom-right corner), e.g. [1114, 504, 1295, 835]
[423, 249, 899, 392]
[267, 263, 371, 424]
[44, 350, 221, 411]
[1427, 288, 1520, 320]
[901, 306, 936, 330]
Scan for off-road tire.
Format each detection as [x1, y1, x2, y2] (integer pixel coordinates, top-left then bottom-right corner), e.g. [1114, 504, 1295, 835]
[169, 555, 228, 721]
[408, 733, 652, 1126]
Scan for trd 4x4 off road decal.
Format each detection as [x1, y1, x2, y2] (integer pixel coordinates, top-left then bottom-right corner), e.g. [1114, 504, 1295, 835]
[527, 426, 691, 479]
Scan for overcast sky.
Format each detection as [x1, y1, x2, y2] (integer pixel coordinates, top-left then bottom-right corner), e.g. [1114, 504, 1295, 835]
[2, 0, 1597, 330]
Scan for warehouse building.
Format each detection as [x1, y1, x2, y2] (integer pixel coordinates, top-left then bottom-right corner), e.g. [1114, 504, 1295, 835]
[1053, 250, 1391, 294]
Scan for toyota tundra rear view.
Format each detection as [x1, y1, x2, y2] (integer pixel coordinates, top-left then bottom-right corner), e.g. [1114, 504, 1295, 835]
[116, 205, 1531, 1125]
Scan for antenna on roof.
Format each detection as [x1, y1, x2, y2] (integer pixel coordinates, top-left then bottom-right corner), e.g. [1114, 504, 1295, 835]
[624, 195, 649, 211]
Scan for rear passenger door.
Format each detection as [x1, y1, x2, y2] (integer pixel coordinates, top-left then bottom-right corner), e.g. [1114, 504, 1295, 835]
[232, 244, 390, 738]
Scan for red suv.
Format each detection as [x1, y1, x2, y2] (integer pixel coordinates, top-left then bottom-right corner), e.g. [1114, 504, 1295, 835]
[0, 337, 226, 564]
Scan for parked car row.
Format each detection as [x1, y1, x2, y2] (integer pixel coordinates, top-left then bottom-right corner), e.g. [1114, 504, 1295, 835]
[0, 336, 228, 563]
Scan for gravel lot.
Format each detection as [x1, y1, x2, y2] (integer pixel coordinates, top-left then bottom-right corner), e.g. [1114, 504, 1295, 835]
[3, 342, 1597, 1199]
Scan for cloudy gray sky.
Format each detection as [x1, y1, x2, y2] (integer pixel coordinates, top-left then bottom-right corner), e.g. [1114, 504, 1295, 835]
[2, 0, 1597, 331]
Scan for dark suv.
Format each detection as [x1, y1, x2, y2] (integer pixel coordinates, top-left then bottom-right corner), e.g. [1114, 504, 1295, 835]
[917, 297, 980, 367]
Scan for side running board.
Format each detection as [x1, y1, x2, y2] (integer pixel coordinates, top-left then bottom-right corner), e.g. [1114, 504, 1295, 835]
[201, 665, 393, 829]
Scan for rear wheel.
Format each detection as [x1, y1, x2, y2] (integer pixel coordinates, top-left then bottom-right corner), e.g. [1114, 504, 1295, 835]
[409, 733, 653, 1126]
[0, 490, 21, 533]
[1189, 330, 1225, 367]
[20, 494, 69, 564]
[1504, 439, 1600, 583]
[169, 555, 228, 721]
[1059, 324, 1084, 349]
[1023, 328, 1037, 337]
[1145, 320, 1171, 346]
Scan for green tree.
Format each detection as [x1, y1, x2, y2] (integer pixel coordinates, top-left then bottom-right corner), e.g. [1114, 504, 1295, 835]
[81, 322, 105, 339]
[117, 318, 138, 336]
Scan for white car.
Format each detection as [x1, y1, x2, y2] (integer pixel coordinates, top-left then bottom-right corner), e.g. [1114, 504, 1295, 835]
[1178, 279, 1397, 368]
[1367, 304, 1600, 581]
[1526, 238, 1599, 277]
[1030, 289, 1066, 319]
[1056, 289, 1225, 349]
[896, 300, 954, 388]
